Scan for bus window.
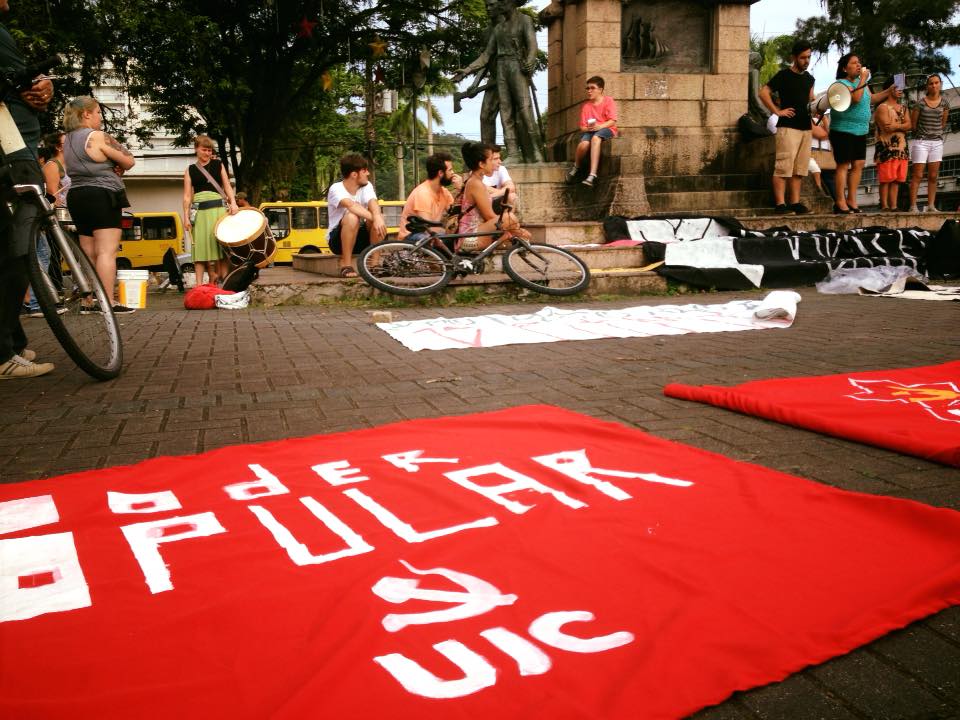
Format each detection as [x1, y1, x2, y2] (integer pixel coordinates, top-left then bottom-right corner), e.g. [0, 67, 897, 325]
[143, 216, 176, 240]
[381, 205, 402, 227]
[292, 206, 318, 229]
[318, 207, 328, 228]
[122, 217, 142, 242]
[265, 207, 290, 235]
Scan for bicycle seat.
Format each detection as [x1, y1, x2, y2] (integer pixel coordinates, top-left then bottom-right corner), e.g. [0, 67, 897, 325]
[405, 215, 446, 233]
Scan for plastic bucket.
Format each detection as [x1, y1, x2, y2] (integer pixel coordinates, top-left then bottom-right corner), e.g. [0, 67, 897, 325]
[117, 269, 149, 309]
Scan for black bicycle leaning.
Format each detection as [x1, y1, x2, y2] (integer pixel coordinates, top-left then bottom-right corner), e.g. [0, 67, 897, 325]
[0, 56, 122, 380]
[356, 191, 590, 297]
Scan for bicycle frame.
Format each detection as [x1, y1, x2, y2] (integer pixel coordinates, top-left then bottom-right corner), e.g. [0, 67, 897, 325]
[406, 226, 518, 273]
[13, 182, 93, 296]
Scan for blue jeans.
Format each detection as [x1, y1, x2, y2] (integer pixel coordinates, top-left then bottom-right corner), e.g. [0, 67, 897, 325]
[25, 232, 51, 312]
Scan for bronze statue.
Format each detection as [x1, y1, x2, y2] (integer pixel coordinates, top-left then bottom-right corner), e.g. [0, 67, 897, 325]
[453, 0, 517, 151]
[747, 51, 771, 123]
[455, 0, 544, 163]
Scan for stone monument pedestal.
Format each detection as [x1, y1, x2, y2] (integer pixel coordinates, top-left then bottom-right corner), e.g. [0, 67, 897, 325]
[522, 0, 762, 222]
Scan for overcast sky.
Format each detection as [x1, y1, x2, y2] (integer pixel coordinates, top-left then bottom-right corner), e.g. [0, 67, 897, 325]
[433, 0, 958, 140]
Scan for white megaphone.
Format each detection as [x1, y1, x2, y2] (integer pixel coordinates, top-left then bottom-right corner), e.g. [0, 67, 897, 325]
[808, 81, 852, 117]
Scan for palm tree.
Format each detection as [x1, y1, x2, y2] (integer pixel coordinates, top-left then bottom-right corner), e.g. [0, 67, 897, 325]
[421, 76, 455, 156]
[386, 90, 443, 195]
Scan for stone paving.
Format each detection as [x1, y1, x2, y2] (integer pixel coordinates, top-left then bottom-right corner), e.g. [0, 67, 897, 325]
[1, 287, 958, 719]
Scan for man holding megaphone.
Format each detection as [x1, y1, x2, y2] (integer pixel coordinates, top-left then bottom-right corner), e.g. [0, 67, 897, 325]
[759, 41, 816, 215]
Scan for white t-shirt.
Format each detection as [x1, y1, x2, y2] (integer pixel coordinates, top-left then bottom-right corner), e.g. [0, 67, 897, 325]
[482, 165, 513, 189]
[327, 181, 378, 230]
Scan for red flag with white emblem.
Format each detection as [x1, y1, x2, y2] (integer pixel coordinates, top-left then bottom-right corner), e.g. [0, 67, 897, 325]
[665, 360, 960, 466]
[1, 405, 958, 719]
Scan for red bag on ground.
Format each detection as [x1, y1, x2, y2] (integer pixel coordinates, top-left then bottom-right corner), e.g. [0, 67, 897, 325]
[184, 283, 235, 310]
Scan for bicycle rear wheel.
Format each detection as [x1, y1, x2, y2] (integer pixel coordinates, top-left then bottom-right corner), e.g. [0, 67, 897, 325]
[358, 241, 453, 297]
[27, 223, 123, 380]
[502, 243, 591, 295]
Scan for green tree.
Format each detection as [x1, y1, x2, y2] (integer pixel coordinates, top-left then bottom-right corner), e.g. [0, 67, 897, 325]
[750, 34, 795, 86]
[795, 0, 960, 78]
[7, 0, 491, 201]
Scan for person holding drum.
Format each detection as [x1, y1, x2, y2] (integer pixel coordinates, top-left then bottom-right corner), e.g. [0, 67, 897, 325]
[182, 135, 238, 285]
[326, 153, 386, 278]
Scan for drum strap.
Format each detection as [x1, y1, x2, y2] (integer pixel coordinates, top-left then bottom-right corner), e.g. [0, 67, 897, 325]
[194, 162, 228, 201]
[197, 198, 225, 210]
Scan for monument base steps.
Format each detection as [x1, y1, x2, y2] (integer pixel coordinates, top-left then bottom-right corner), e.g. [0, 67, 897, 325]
[253, 263, 667, 307]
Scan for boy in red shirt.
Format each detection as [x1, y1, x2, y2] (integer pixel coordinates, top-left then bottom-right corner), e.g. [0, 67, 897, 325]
[568, 75, 618, 187]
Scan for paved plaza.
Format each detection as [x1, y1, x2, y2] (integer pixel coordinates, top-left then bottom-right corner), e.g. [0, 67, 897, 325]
[1, 288, 958, 719]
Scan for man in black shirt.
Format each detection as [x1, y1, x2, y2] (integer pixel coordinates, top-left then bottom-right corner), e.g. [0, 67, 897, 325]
[0, 0, 56, 378]
[759, 41, 815, 215]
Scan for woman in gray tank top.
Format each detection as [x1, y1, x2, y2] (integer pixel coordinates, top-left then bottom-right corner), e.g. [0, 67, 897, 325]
[63, 96, 137, 313]
[908, 74, 951, 212]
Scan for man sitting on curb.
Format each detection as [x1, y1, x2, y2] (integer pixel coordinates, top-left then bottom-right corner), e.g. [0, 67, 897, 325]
[326, 153, 387, 277]
[567, 75, 618, 188]
[759, 40, 815, 215]
[483, 145, 517, 213]
[398, 153, 456, 243]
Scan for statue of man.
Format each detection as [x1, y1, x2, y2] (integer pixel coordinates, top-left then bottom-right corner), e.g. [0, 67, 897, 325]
[747, 51, 772, 123]
[455, 0, 544, 163]
[470, 0, 516, 150]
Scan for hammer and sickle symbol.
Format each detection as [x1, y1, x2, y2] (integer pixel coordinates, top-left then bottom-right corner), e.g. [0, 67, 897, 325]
[372, 560, 518, 632]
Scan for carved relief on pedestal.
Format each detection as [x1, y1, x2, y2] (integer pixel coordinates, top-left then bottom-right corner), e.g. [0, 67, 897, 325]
[620, 0, 711, 74]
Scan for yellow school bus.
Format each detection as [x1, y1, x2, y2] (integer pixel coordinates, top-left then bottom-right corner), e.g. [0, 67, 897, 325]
[260, 200, 404, 264]
[118, 212, 185, 269]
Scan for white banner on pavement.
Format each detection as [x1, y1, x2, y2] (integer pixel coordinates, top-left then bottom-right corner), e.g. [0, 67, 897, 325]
[377, 291, 802, 352]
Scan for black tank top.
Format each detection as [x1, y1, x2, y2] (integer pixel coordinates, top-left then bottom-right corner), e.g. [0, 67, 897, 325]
[189, 159, 223, 194]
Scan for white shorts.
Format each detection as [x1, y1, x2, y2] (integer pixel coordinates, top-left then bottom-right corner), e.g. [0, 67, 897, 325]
[808, 157, 821, 174]
[911, 138, 944, 164]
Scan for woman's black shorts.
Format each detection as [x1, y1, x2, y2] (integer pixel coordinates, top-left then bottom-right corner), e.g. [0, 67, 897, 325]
[829, 130, 867, 165]
[66, 186, 122, 236]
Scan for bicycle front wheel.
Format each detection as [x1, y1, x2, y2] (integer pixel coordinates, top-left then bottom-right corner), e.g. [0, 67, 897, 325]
[358, 241, 453, 297]
[28, 224, 123, 380]
[502, 243, 591, 295]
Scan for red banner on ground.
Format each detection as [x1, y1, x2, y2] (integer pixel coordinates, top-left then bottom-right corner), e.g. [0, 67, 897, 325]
[1, 406, 958, 719]
[664, 360, 960, 467]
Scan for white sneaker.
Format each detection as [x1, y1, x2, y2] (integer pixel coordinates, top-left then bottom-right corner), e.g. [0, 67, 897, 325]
[908, 205, 920, 213]
[0, 354, 54, 379]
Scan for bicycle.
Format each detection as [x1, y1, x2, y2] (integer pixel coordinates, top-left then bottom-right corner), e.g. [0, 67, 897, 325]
[356, 192, 590, 297]
[1, 56, 122, 380]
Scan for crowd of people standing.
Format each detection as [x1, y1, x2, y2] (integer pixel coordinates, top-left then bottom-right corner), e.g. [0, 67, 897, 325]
[761, 40, 951, 214]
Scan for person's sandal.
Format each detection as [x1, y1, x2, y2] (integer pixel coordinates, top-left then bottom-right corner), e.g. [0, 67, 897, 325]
[582, 174, 597, 187]
[339, 266, 358, 278]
